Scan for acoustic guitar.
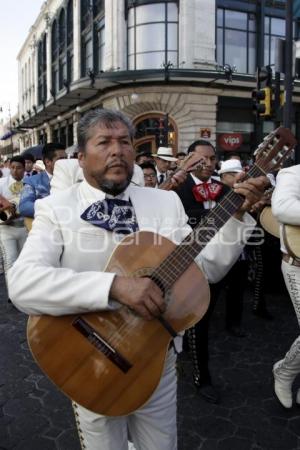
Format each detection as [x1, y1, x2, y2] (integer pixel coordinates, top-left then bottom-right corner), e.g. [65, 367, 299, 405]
[282, 224, 300, 259]
[259, 206, 280, 238]
[27, 127, 296, 416]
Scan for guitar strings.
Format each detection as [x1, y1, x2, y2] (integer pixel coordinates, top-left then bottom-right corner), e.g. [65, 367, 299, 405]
[151, 133, 290, 290]
[152, 162, 265, 290]
[106, 134, 293, 347]
[118, 134, 291, 337]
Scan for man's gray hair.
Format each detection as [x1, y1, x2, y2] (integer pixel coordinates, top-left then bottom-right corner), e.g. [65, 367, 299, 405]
[77, 108, 136, 151]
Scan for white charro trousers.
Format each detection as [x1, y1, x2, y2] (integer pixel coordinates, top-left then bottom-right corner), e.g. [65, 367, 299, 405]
[73, 348, 177, 450]
[274, 260, 300, 385]
[0, 224, 27, 278]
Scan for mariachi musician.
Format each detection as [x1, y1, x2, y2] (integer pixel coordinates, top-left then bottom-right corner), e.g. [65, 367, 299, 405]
[272, 164, 300, 408]
[0, 156, 27, 289]
[175, 139, 230, 404]
[8, 109, 265, 450]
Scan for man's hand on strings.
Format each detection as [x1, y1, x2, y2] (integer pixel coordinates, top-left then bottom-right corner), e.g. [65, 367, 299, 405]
[232, 174, 270, 219]
[110, 276, 166, 320]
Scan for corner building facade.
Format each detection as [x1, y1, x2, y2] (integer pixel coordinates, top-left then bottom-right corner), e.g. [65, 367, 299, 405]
[17, 0, 296, 159]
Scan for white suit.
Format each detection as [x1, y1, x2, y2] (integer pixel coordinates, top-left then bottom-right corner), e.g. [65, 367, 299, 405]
[8, 179, 255, 449]
[271, 164, 300, 408]
[0, 176, 27, 282]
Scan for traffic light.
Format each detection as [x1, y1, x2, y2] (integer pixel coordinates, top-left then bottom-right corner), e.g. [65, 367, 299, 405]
[252, 87, 272, 117]
[257, 66, 272, 89]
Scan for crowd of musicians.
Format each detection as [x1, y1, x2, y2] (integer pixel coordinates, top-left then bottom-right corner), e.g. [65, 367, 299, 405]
[1, 108, 300, 449]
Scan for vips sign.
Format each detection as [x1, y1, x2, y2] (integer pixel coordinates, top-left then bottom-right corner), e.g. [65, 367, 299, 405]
[218, 133, 243, 151]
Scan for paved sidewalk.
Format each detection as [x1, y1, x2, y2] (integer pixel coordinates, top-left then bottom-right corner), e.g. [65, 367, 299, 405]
[0, 274, 300, 449]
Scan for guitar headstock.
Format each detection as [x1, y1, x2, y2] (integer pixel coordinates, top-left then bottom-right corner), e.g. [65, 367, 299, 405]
[178, 152, 204, 173]
[254, 127, 296, 173]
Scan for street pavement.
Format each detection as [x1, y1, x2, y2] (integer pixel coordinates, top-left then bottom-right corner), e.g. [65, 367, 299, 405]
[1, 274, 300, 450]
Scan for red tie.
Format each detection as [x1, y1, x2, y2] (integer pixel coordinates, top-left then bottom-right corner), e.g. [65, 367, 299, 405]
[192, 182, 222, 203]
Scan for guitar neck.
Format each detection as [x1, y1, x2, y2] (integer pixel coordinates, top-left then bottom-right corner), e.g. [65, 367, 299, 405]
[152, 164, 266, 290]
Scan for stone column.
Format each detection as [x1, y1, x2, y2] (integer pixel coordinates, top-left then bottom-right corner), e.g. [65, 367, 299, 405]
[180, 0, 216, 70]
[72, 112, 81, 144]
[193, 0, 216, 68]
[179, 0, 196, 68]
[44, 123, 52, 143]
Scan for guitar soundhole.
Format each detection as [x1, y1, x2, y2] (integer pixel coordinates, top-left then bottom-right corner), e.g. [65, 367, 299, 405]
[72, 317, 132, 373]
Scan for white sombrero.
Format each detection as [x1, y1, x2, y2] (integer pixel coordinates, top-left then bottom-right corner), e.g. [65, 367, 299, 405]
[152, 147, 178, 162]
[218, 159, 243, 175]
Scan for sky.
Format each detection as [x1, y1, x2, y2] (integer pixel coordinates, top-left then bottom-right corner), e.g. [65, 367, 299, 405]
[0, 0, 45, 122]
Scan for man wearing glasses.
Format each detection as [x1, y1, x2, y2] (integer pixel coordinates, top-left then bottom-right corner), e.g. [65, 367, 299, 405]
[140, 162, 158, 188]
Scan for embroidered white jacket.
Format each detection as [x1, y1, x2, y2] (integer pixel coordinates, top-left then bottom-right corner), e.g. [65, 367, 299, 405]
[8, 179, 255, 317]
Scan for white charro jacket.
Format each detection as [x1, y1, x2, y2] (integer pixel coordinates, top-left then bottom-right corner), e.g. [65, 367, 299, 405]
[272, 164, 300, 253]
[8, 179, 255, 317]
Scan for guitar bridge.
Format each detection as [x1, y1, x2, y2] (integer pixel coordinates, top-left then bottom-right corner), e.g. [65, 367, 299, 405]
[72, 317, 132, 373]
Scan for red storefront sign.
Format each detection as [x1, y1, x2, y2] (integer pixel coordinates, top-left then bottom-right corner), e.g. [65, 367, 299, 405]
[218, 133, 243, 151]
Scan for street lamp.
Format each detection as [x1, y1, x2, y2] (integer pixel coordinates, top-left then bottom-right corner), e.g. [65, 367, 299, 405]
[8, 105, 14, 158]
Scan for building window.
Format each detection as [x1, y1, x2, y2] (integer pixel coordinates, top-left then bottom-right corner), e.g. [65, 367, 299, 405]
[82, 38, 93, 75]
[51, 3, 73, 95]
[67, 0, 74, 83]
[67, 122, 74, 146]
[217, 8, 256, 74]
[94, 0, 104, 17]
[264, 16, 285, 66]
[81, 0, 105, 77]
[51, 19, 59, 94]
[127, 1, 178, 70]
[81, 0, 92, 31]
[38, 34, 47, 106]
[134, 114, 177, 153]
[67, 0, 73, 46]
[95, 18, 105, 73]
[59, 9, 66, 54]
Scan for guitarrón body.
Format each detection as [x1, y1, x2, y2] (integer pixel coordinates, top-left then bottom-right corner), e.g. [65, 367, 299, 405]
[27, 231, 210, 416]
[259, 206, 280, 238]
[283, 224, 300, 259]
[27, 127, 296, 416]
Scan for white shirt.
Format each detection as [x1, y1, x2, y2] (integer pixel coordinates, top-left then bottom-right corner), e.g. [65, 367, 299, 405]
[45, 171, 52, 180]
[1, 168, 10, 177]
[156, 169, 167, 184]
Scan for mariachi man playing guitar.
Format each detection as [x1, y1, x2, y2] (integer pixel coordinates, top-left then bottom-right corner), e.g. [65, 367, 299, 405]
[175, 139, 229, 404]
[8, 109, 267, 450]
[272, 163, 300, 409]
